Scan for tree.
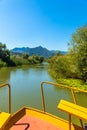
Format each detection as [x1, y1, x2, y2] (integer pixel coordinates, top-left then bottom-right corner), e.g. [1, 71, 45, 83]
[0, 42, 15, 66]
[0, 42, 10, 62]
[39, 56, 44, 63]
[22, 53, 29, 59]
[68, 25, 87, 81]
[55, 51, 62, 56]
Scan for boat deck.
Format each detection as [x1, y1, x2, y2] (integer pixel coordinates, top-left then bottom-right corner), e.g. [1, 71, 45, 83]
[1, 83, 85, 130]
[3, 107, 84, 130]
[10, 115, 62, 130]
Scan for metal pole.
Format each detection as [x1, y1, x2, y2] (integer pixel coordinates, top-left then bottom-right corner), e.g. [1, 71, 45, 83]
[0, 83, 11, 113]
[40, 82, 46, 112]
[71, 89, 83, 128]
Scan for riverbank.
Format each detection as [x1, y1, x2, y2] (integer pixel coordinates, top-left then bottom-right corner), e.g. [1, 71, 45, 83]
[56, 78, 87, 90]
[0, 54, 44, 68]
[48, 69, 87, 90]
[0, 65, 87, 122]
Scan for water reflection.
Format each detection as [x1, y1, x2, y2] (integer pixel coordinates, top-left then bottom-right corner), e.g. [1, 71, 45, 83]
[0, 67, 11, 83]
[0, 65, 87, 126]
[0, 65, 54, 113]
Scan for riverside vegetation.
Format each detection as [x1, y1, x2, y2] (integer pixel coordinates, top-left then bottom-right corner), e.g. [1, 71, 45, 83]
[0, 43, 44, 67]
[48, 25, 87, 90]
[0, 25, 87, 90]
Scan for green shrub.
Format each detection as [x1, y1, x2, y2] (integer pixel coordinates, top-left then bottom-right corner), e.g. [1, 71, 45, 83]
[0, 59, 7, 67]
[49, 55, 79, 79]
[57, 78, 87, 90]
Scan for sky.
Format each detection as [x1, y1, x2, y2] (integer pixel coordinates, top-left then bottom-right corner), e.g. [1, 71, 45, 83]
[0, 0, 87, 51]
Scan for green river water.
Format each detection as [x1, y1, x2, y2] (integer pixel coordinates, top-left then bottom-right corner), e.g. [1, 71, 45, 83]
[0, 64, 87, 126]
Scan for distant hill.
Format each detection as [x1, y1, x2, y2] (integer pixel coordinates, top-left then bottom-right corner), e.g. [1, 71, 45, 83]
[11, 46, 67, 58]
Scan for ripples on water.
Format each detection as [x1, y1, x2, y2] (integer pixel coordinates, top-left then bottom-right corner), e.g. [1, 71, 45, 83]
[0, 65, 87, 125]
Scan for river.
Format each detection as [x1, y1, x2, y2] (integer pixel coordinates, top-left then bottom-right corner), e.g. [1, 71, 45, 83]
[0, 64, 87, 125]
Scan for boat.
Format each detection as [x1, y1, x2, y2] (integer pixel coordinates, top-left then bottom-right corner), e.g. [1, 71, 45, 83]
[0, 81, 86, 130]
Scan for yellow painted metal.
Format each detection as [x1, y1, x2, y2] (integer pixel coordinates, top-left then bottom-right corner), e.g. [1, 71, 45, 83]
[58, 99, 87, 130]
[0, 112, 11, 129]
[0, 83, 11, 113]
[69, 114, 71, 130]
[71, 89, 83, 128]
[58, 99, 87, 120]
[0, 81, 86, 130]
[40, 81, 87, 127]
[25, 107, 81, 130]
[4, 107, 83, 130]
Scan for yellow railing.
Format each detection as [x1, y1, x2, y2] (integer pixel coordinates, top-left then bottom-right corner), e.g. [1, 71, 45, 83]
[0, 83, 11, 113]
[40, 81, 87, 128]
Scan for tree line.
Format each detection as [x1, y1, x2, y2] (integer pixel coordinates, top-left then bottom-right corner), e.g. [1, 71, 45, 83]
[0, 43, 44, 67]
[48, 25, 87, 83]
[1, 25, 87, 83]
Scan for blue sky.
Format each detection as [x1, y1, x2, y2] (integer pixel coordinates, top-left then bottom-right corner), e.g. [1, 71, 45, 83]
[0, 0, 87, 51]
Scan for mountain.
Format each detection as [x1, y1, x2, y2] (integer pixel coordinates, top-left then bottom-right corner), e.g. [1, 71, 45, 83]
[11, 46, 67, 58]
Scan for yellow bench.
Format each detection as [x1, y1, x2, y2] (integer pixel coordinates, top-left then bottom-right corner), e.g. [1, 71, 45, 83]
[57, 99, 87, 130]
[0, 112, 11, 130]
